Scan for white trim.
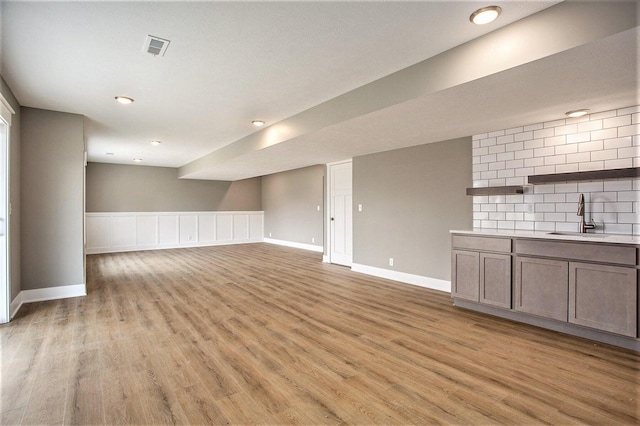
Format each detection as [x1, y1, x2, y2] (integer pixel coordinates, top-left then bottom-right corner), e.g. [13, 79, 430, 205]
[10, 284, 86, 319]
[351, 263, 451, 293]
[0, 93, 15, 126]
[322, 255, 330, 263]
[264, 238, 323, 252]
[9, 292, 22, 319]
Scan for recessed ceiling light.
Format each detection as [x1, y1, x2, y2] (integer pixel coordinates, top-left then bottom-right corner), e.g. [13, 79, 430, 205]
[470, 6, 502, 25]
[252, 120, 266, 127]
[150, 140, 162, 146]
[133, 158, 142, 162]
[115, 96, 134, 104]
[565, 109, 590, 118]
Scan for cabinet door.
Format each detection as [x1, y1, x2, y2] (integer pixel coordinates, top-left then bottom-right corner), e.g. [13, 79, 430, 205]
[451, 250, 479, 302]
[569, 262, 637, 337]
[515, 257, 568, 321]
[480, 253, 511, 309]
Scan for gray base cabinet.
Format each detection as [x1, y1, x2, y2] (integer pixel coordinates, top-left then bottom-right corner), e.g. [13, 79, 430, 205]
[451, 250, 479, 302]
[569, 262, 637, 337]
[480, 253, 511, 309]
[451, 232, 640, 350]
[515, 257, 568, 321]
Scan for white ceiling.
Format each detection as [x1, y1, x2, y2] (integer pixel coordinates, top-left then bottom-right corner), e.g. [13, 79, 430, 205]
[1, 0, 567, 178]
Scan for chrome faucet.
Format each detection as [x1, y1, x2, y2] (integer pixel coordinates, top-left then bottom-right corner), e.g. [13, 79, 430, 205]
[577, 193, 596, 233]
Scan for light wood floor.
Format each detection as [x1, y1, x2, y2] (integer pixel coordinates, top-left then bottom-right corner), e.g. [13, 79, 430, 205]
[1, 243, 638, 425]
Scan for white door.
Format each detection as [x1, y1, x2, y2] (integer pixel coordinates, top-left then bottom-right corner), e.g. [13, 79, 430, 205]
[329, 161, 352, 266]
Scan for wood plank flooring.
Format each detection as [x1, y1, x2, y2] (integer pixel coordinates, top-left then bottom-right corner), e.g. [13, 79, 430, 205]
[1, 243, 638, 425]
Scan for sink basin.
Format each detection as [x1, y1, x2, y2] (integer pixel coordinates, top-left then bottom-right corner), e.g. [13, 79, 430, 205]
[547, 232, 608, 238]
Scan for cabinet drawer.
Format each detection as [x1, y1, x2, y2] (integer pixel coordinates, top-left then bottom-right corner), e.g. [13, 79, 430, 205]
[452, 235, 511, 253]
[515, 239, 635, 266]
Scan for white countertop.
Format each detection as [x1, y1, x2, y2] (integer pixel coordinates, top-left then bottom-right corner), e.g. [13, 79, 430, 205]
[450, 228, 640, 245]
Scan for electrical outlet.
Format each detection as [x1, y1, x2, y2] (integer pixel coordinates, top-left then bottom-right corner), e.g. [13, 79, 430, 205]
[526, 204, 534, 213]
[188, 235, 192, 241]
[269, 232, 272, 237]
[358, 204, 363, 212]
[317, 205, 320, 211]
[312, 237, 315, 243]
[389, 258, 394, 267]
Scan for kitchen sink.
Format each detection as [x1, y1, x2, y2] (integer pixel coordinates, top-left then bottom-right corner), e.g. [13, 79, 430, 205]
[547, 231, 608, 238]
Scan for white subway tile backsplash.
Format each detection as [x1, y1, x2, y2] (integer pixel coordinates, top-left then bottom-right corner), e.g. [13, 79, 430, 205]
[514, 167, 534, 177]
[605, 158, 633, 169]
[590, 149, 618, 161]
[489, 161, 506, 171]
[497, 169, 515, 178]
[472, 106, 640, 234]
[578, 140, 604, 152]
[481, 137, 497, 147]
[554, 144, 578, 155]
[566, 132, 591, 144]
[534, 165, 556, 175]
[578, 182, 604, 192]
[545, 154, 566, 165]
[591, 128, 618, 140]
[524, 123, 543, 131]
[497, 152, 515, 161]
[590, 110, 616, 120]
[534, 128, 555, 139]
[604, 137, 632, 149]
[544, 212, 565, 222]
[515, 221, 534, 231]
[604, 115, 631, 128]
[604, 202, 633, 213]
[578, 120, 602, 132]
[554, 163, 579, 173]
[544, 193, 565, 203]
[544, 135, 566, 146]
[535, 222, 555, 232]
[506, 177, 526, 186]
[578, 161, 604, 172]
[534, 146, 555, 157]
[524, 138, 544, 149]
[604, 180, 632, 191]
[505, 159, 524, 169]
[554, 183, 577, 193]
[617, 146, 639, 158]
[544, 119, 565, 128]
[497, 134, 514, 144]
[554, 124, 577, 136]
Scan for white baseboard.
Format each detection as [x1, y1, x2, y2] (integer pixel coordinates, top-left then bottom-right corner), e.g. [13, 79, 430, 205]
[9, 292, 23, 319]
[10, 284, 87, 318]
[264, 238, 324, 253]
[351, 263, 451, 293]
[322, 255, 330, 263]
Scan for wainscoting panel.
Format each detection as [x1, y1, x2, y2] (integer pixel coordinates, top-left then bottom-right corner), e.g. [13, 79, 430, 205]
[86, 211, 264, 254]
[216, 214, 233, 242]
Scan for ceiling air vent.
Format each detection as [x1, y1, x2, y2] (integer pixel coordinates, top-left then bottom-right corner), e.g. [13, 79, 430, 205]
[143, 35, 170, 57]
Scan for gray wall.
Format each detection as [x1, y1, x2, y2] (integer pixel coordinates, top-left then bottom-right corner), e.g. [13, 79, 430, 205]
[86, 162, 262, 212]
[21, 107, 85, 290]
[0, 76, 21, 302]
[353, 137, 472, 281]
[262, 165, 324, 247]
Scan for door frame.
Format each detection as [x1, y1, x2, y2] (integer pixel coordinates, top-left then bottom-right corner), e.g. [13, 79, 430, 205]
[0, 93, 15, 324]
[326, 159, 352, 266]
